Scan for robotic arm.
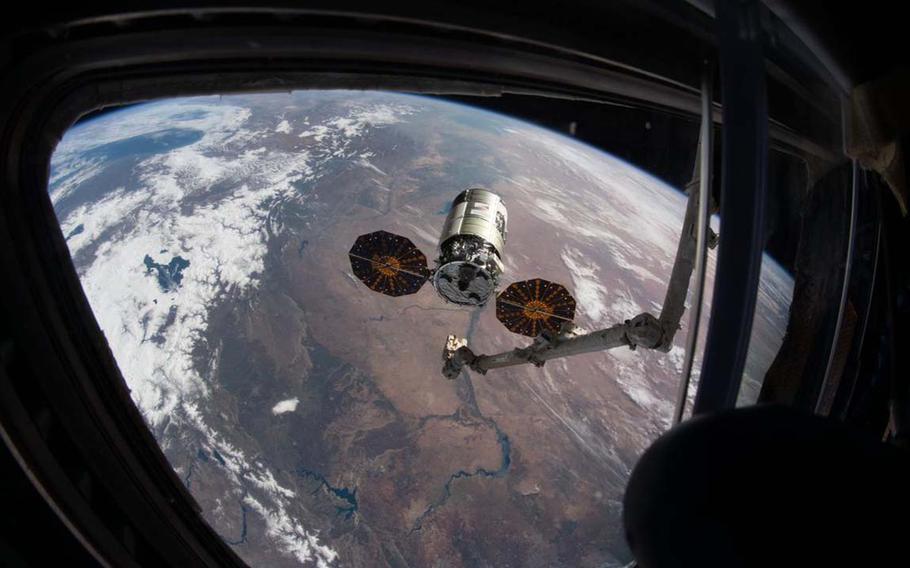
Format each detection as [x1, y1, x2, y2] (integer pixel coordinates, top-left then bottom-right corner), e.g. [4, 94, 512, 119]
[441, 134, 716, 379]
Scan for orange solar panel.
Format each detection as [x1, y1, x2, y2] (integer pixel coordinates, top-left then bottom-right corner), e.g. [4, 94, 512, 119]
[496, 278, 576, 337]
[348, 230, 429, 297]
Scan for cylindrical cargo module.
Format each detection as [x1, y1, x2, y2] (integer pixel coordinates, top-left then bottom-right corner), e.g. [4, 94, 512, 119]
[433, 188, 508, 306]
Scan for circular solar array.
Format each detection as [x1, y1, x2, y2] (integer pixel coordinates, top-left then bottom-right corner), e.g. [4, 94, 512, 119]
[348, 230, 429, 297]
[496, 278, 577, 337]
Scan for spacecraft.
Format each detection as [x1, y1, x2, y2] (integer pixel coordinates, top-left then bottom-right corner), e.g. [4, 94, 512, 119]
[349, 167, 713, 381]
[349, 187, 578, 338]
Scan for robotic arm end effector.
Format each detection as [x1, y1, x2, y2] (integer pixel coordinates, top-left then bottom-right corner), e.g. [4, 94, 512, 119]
[442, 335, 477, 379]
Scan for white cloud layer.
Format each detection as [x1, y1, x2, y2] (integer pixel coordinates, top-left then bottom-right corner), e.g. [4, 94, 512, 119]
[52, 95, 416, 566]
[272, 398, 300, 415]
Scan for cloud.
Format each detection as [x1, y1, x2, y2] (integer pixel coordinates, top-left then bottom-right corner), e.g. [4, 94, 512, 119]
[272, 398, 300, 415]
[275, 119, 292, 134]
[49, 95, 415, 566]
[560, 247, 611, 324]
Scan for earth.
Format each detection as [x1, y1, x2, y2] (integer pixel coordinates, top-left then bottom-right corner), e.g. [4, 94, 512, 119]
[49, 91, 793, 568]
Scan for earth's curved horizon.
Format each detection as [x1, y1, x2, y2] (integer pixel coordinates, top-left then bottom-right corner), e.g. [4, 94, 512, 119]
[50, 91, 793, 567]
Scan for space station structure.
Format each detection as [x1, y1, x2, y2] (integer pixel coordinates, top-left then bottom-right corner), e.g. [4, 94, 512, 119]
[349, 186, 591, 345]
[440, 104, 720, 383]
[350, 80, 719, 395]
[348, 173, 712, 383]
[348, 187, 513, 305]
[434, 188, 508, 306]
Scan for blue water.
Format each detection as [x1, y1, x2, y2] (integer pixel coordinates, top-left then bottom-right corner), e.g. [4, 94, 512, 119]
[411, 426, 511, 532]
[65, 224, 84, 240]
[224, 502, 249, 546]
[144, 254, 190, 291]
[211, 448, 227, 467]
[49, 128, 205, 204]
[171, 110, 209, 121]
[446, 428, 511, 481]
[298, 468, 359, 520]
[83, 128, 203, 163]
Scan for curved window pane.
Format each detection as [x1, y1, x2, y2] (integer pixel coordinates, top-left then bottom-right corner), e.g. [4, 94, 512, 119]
[50, 91, 710, 566]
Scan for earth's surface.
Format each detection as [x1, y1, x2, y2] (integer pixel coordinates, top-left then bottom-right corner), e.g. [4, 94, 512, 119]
[49, 91, 793, 568]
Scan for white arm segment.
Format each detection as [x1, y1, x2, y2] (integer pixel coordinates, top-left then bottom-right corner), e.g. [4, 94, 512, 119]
[443, 314, 664, 379]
